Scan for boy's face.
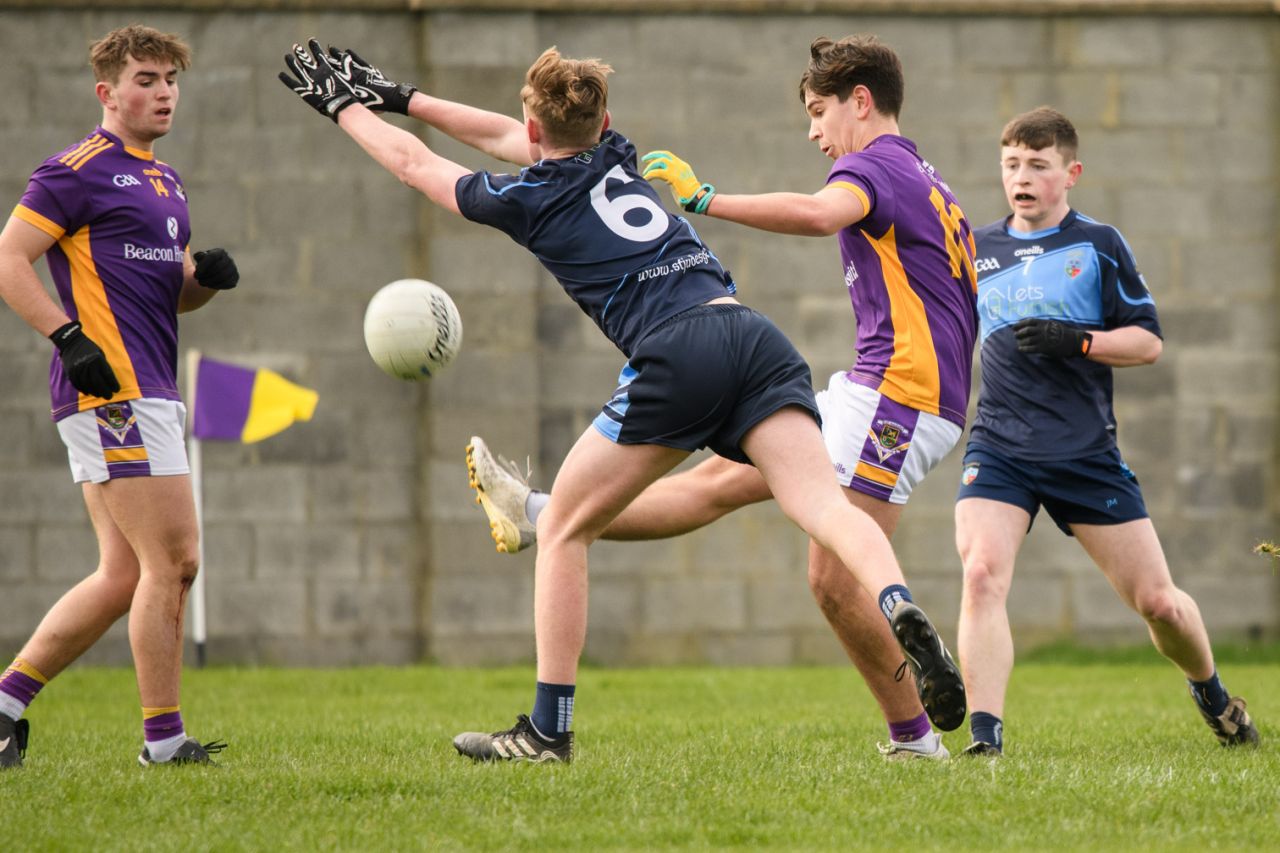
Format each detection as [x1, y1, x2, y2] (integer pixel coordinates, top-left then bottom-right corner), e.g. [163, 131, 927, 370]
[804, 89, 859, 160]
[1000, 143, 1081, 228]
[99, 55, 179, 144]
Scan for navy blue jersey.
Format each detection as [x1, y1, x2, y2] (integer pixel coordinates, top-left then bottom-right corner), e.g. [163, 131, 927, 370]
[968, 210, 1161, 461]
[455, 131, 734, 357]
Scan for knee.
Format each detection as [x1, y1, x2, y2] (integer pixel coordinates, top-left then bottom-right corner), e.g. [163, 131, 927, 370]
[96, 565, 140, 616]
[807, 560, 844, 607]
[149, 548, 199, 586]
[1134, 586, 1182, 626]
[962, 556, 1011, 606]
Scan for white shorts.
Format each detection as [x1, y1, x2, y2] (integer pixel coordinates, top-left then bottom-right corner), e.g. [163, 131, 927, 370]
[815, 372, 963, 505]
[55, 398, 189, 484]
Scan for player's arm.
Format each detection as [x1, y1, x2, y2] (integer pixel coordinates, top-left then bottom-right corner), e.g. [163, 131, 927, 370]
[1080, 325, 1161, 367]
[279, 41, 470, 215]
[0, 214, 120, 398]
[178, 248, 239, 313]
[406, 95, 533, 167]
[0, 215, 70, 335]
[338, 107, 469, 214]
[319, 44, 533, 166]
[1013, 319, 1161, 366]
[641, 150, 865, 236]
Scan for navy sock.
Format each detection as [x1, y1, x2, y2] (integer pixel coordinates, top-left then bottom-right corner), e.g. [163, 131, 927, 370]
[877, 584, 912, 622]
[531, 681, 575, 739]
[970, 711, 1003, 752]
[1188, 671, 1230, 717]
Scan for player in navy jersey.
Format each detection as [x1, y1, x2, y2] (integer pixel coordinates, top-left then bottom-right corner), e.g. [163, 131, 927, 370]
[463, 35, 976, 760]
[954, 107, 1258, 756]
[0, 26, 234, 769]
[280, 40, 965, 763]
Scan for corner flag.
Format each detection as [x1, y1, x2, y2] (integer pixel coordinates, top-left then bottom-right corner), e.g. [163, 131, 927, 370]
[191, 356, 318, 443]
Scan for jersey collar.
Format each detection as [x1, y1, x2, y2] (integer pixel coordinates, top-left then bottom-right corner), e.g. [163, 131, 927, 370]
[95, 126, 156, 161]
[1004, 208, 1078, 240]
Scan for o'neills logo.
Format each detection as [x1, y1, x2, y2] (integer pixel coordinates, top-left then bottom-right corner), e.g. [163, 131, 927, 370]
[123, 242, 183, 263]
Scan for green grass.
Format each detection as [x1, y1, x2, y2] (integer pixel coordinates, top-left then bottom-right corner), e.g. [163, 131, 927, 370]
[5, 660, 1278, 851]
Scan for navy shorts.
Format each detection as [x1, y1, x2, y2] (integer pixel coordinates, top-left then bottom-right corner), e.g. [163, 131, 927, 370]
[955, 442, 1149, 536]
[592, 304, 818, 464]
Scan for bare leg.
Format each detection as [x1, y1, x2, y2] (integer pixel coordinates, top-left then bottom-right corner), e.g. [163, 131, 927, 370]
[17, 484, 141, 679]
[740, 408, 904, 600]
[807, 493, 923, 723]
[534, 430, 688, 684]
[600, 455, 772, 540]
[99, 476, 200, 708]
[1074, 519, 1215, 680]
[955, 498, 1030, 719]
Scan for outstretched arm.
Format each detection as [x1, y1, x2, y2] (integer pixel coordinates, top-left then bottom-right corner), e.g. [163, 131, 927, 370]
[280, 40, 471, 214]
[323, 44, 532, 166]
[405, 94, 532, 167]
[642, 150, 866, 236]
[338, 106, 470, 214]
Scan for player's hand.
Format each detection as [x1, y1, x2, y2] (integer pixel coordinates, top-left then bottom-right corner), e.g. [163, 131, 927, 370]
[1013, 318, 1093, 359]
[641, 150, 716, 214]
[323, 46, 417, 115]
[49, 321, 120, 400]
[194, 248, 239, 290]
[278, 38, 358, 122]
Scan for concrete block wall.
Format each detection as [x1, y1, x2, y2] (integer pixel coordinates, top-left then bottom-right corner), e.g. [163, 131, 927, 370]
[0, 4, 1275, 666]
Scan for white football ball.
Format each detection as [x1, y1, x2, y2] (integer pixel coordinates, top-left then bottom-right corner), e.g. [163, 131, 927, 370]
[363, 279, 463, 380]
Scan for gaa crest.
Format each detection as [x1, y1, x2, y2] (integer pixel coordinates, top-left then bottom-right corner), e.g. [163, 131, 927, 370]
[96, 404, 136, 445]
[868, 421, 911, 464]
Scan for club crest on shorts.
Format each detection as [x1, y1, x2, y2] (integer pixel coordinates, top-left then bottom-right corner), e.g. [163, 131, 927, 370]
[96, 404, 137, 445]
[867, 420, 911, 464]
[961, 462, 980, 485]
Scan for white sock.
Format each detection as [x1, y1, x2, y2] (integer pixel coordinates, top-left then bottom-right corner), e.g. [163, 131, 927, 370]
[146, 731, 188, 763]
[0, 692, 27, 721]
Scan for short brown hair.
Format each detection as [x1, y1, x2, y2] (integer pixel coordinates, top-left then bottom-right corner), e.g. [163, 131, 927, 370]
[1001, 106, 1079, 162]
[90, 25, 191, 84]
[520, 47, 612, 149]
[798, 35, 904, 118]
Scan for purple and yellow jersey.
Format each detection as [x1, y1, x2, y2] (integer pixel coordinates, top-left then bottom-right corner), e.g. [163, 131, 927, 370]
[828, 135, 978, 428]
[13, 127, 190, 421]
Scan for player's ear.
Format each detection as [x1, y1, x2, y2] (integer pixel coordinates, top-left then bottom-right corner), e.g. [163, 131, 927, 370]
[1065, 159, 1083, 188]
[525, 114, 541, 145]
[600, 110, 611, 134]
[95, 80, 115, 109]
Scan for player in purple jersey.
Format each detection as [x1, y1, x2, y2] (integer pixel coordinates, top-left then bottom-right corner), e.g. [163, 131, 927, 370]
[955, 108, 1258, 756]
[466, 35, 976, 758]
[0, 26, 234, 769]
[280, 39, 964, 763]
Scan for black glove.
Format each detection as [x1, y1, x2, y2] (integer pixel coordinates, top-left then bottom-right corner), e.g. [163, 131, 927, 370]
[1013, 318, 1093, 359]
[324, 46, 417, 115]
[194, 248, 239, 290]
[50, 321, 120, 400]
[278, 39, 358, 122]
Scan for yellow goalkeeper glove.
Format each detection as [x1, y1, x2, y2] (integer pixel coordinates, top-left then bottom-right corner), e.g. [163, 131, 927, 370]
[641, 150, 716, 214]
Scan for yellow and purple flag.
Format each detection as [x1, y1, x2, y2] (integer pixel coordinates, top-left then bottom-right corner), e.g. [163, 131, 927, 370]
[191, 356, 318, 443]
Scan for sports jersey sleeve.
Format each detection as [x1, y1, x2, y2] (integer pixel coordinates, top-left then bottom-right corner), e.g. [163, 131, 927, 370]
[13, 162, 90, 240]
[826, 153, 881, 225]
[455, 170, 537, 246]
[1099, 230, 1161, 337]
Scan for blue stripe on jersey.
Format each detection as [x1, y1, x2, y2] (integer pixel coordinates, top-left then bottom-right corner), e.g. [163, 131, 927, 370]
[976, 241, 1103, 340]
[481, 173, 549, 196]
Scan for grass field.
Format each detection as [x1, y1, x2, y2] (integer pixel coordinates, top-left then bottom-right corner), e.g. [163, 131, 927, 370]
[4, 651, 1278, 851]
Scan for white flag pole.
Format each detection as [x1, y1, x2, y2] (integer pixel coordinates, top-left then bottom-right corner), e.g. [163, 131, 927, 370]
[186, 348, 208, 668]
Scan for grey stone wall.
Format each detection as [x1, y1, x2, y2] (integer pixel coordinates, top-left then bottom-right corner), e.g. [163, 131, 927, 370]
[0, 6, 1276, 666]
